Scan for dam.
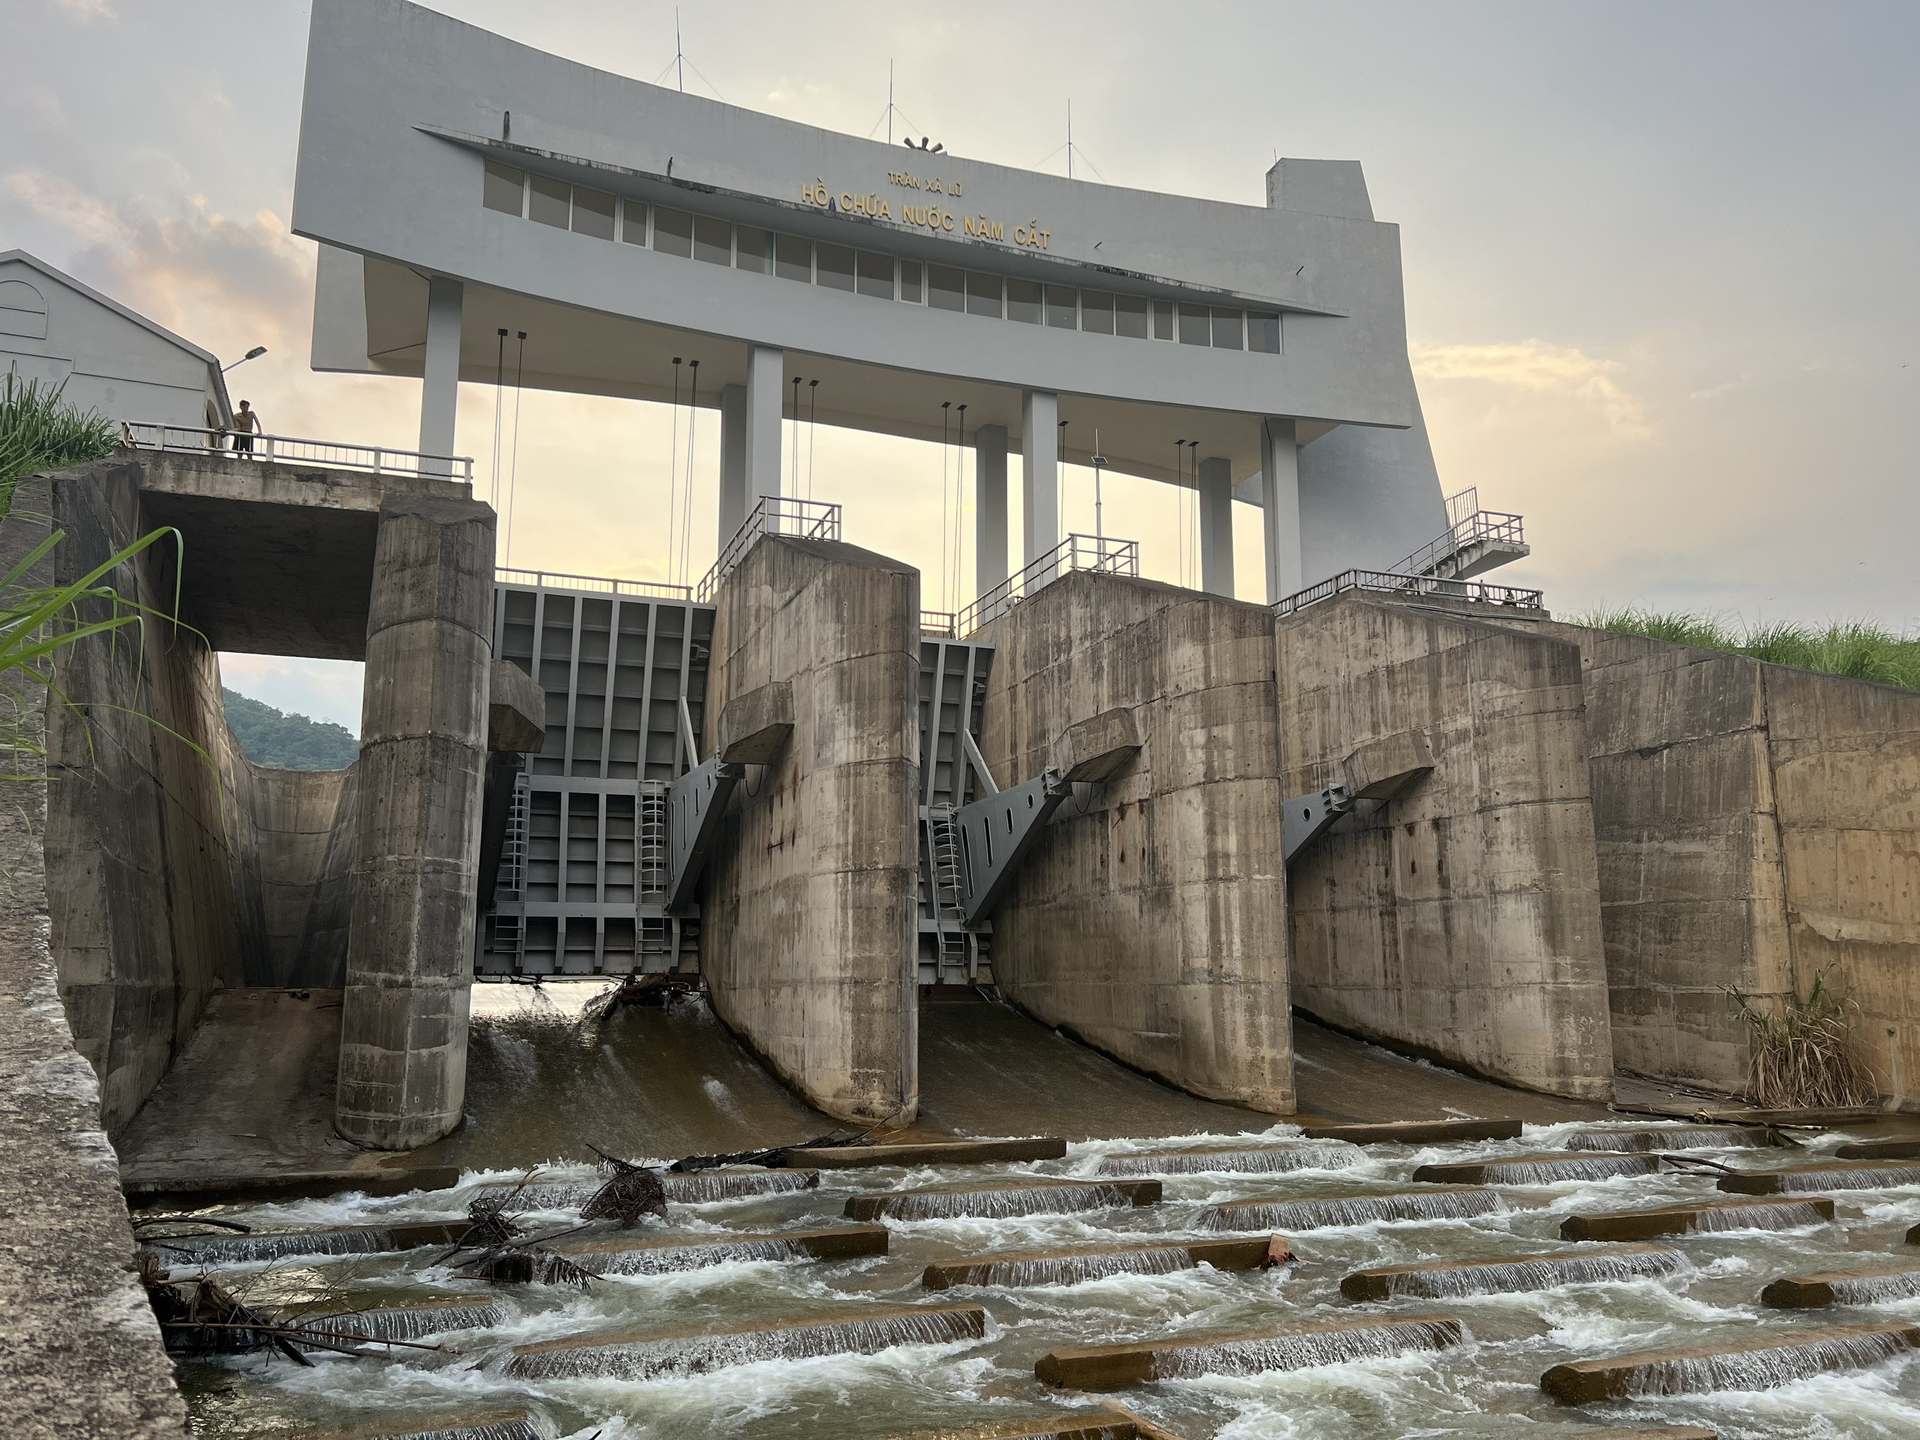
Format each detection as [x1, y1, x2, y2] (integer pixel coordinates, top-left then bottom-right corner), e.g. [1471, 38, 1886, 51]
[6, 2, 1920, 1437]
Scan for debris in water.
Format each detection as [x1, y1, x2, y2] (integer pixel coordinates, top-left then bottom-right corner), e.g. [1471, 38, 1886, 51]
[582, 1145, 667, 1227]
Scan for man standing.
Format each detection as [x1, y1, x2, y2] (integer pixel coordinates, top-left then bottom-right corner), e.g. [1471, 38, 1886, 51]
[232, 400, 260, 454]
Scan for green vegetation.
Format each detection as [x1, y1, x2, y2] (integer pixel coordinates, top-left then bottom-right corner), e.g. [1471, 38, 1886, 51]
[222, 689, 359, 770]
[1578, 608, 1920, 692]
[0, 371, 188, 777]
[1725, 974, 1877, 1109]
[0, 369, 119, 513]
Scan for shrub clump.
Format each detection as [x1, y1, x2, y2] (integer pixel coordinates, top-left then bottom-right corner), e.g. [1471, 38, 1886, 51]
[0, 370, 119, 513]
[1725, 973, 1878, 1110]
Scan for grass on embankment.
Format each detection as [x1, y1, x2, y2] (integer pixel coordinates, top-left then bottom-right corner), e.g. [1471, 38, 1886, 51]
[1576, 608, 1920, 693]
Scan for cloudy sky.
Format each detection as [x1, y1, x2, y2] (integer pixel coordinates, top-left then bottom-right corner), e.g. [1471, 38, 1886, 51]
[7, 0, 1916, 727]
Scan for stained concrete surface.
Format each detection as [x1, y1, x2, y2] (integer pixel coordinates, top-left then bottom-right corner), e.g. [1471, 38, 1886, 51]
[0, 503, 190, 1436]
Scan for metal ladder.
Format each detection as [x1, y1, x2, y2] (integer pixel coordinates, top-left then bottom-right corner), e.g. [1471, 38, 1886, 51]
[637, 780, 677, 972]
[926, 804, 971, 982]
[491, 770, 530, 964]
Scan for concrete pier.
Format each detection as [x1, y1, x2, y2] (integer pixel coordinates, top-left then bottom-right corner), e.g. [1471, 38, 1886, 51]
[1411, 1151, 1662, 1185]
[976, 570, 1294, 1113]
[1034, 1313, 1464, 1389]
[702, 535, 921, 1124]
[845, 1177, 1160, 1222]
[922, 1236, 1283, 1289]
[1762, 1258, 1920, 1307]
[1275, 594, 1613, 1099]
[335, 495, 496, 1149]
[1717, 1160, 1920, 1193]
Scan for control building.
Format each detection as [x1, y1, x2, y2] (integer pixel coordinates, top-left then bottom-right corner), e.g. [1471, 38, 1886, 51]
[295, 0, 1464, 605]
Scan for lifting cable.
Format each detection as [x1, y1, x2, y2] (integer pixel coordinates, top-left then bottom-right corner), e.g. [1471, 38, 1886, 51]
[790, 376, 802, 505]
[666, 357, 684, 587]
[681, 360, 699, 586]
[953, 403, 967, 609]
[491, 328, 507, 510]
[938, 401, 952, 609]
[807, 378, 819, 502]
[1188, 440, 1200, 587]
[1174, 439, 1187, 589]
[503, 330, 527, 568]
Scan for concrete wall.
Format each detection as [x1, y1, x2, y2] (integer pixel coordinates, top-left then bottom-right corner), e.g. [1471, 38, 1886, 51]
[251, 764, 358, 988]
[40, 462, 265, 1133]
[702, 535, 920, 1125]
[1523, 622, 1920, 1100]
[1276, 594, 1614, 1099]
[977, 571, 1296, 1113]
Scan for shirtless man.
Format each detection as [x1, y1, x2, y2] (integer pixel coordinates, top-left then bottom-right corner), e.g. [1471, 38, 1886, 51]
[232, 400, 260, 453]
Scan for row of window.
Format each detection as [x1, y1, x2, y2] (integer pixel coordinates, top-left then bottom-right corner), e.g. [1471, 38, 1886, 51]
[483, 161, 1282, 353]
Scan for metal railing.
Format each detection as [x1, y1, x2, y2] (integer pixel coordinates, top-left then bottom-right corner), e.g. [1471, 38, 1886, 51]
[1391, 507, 1528, 580]
[697, 496, 842, 602]
[955, 533, 1140, 635]
[1444, 486, 1480, 531]
[920, 611, 959, 638]
[495, 566, 692, 600]
[1273, 568, 1544, 619]
[120, 421, 474, 481]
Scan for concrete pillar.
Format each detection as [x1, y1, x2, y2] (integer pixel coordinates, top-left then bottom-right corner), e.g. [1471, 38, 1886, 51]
[1021, 390, 1059, 572]
[1261, 417, 1303, 603]
[418, 277, 463, 472]
[744, 344, 784, 524]
[718, 383, 747, 546]
[1198, 456, 1235, 598]
[974, 423, 1009, 601]
[335, 494, 495, 1149]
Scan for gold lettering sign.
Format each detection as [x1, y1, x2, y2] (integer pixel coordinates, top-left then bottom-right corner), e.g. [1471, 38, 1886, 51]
[798, 178, 1050, 250]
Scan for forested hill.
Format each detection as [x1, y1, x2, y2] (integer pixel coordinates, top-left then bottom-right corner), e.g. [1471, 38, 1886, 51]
[222, 689, 359, 770]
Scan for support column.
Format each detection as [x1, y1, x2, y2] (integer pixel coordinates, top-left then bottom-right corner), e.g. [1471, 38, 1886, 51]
[1261, 417, 1303, 603]
[744, 345, 784, 525]
[1021, 390, 1059, 570]
[718, 383, 747, 546]
[335, 494, 495, 1149]
[974, 423, 1008, 602]
[1198, 456, 1236, 599]
[418, 277, 463, 473]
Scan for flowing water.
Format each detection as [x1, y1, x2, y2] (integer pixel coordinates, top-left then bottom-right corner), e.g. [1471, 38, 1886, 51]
[161, 1023, 1920, 1439]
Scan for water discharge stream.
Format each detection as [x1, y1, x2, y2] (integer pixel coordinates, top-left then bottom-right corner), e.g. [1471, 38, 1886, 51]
[162, 1002, 1920, 1438]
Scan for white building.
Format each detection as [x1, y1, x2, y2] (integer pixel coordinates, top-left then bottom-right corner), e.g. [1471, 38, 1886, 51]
[0, 250, 231, 432]
[295, 0, 1509, 603]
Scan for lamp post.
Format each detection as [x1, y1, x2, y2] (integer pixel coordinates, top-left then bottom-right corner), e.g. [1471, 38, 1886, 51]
[222, 345, 267, 373]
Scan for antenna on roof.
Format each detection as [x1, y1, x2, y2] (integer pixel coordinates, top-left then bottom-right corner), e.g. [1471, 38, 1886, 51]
[1067, 100, 1073, 180]
[675, 8, 685, 93]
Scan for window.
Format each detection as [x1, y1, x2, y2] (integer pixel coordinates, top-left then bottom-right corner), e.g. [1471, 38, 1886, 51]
[1005, 277, 1041, 325]
[483, 161, 524, 217]
[572, 187, 615, 240]
[652, 207, 693, 257]
[620, 200, 648, 246]
[735, 225, 770, 273]
[0, 280, 48, 340]
[816, 242, 856, 292]
[693, 215, 731, 266]
[1211, 308, 1245, 350]
[1045, 285, 1078, 329]
[1081, 290, 1114, 335]
[1248, 311, 1281, 353]
[928, 264, 964, 312]
[1115, 294, 1148, 340]
[857, 251, 895, 300]
[529, 174, 570, 229]
[899, 259, 924, 303]
[1177, 304, 1210, 345]
[1152, 300, 1175, 340]
[966, 272, 1003, 318]
[774, 232, 811, 282]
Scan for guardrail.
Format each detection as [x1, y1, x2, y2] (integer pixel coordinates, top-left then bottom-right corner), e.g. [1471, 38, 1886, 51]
[120, 421, 474, 482]
[1273, 568, 1544, 619]
[1392, 508, 1527, 580]
[697, 496, 842, 602]
[955, 533, 1140, 636]
[920, 611, 958, 638]
[495, 567, 693, 600]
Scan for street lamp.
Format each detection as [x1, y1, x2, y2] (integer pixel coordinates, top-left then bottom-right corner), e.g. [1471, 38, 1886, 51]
[222, 346, 267, 373]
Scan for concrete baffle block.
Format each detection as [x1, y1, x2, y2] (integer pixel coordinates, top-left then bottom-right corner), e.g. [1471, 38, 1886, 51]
[335, 494, 496, 1149]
